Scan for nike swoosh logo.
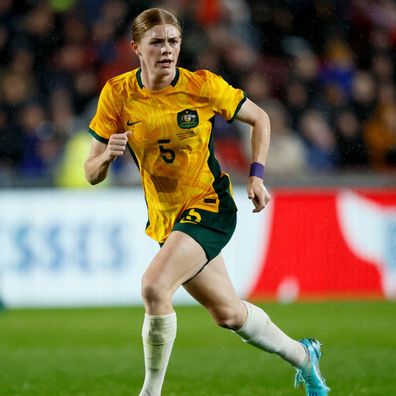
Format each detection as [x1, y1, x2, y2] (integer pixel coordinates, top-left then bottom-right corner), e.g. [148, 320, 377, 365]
[127, 120, 141, 126]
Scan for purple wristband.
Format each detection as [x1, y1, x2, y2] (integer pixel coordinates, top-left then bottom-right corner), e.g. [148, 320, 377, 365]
[249, 162, 265, 179]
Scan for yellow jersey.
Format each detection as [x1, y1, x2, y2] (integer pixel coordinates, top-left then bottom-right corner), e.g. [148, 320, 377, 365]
[89, 67, 246, 243]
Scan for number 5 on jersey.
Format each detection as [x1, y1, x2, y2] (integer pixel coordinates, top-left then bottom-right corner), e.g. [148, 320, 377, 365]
[157, 139, 176, 163]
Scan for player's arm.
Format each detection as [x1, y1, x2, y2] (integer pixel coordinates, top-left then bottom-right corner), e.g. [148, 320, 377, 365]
[84, 131, 131, 185]
[235, 98, 271, 213]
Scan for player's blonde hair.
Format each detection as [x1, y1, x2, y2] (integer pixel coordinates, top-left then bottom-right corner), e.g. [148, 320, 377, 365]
[131, 8, 182, 43]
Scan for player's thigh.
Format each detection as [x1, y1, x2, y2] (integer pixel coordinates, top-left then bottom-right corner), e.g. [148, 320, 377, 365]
[183, 254, 245, 323]
[143, 230, 207, 296]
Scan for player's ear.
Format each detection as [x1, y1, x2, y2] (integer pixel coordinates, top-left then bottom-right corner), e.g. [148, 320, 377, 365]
[130, 40, 141, 56]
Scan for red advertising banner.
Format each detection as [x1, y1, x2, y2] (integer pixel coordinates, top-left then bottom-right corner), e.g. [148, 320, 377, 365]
[249, 189, 396, 301]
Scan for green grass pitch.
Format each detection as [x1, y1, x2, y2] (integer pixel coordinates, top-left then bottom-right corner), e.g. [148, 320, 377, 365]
[1, 301, 395, 395]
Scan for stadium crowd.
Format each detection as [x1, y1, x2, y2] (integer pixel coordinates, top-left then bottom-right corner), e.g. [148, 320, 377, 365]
[0, 0, 396, 187]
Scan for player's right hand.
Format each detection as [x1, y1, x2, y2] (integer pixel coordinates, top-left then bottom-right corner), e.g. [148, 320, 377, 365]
[105, 131, 131, 161]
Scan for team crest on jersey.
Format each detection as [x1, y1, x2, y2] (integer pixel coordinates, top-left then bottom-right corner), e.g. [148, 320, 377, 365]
[177, 109, 199, 129]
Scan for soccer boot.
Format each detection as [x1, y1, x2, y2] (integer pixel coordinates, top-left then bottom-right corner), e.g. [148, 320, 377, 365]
[294, 338, 330, 396]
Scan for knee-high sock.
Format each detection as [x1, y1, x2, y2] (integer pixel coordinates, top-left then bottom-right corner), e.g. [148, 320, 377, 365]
[235, 301, 307, 368]
[139, 312, 177, 396]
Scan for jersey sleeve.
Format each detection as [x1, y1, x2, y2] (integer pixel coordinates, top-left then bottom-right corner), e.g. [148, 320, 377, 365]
[88, 81, 120, 143]
[207, 71, 246, 122]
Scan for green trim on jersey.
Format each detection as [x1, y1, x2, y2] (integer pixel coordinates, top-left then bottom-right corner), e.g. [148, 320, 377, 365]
[88, 128, 139, 170]
[206, 117, 237, 212]
[126, 143, 140, 171]
[227, 92, 247, 123]
[207, 117, 221, 180]
[136, 67, 180, 89]
[136, 68, 144, 89]
[171, 68, 180, 86]
[88, 128, 109, 144]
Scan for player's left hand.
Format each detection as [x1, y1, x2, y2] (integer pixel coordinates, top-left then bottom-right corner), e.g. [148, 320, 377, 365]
[247, 176, 271, 213]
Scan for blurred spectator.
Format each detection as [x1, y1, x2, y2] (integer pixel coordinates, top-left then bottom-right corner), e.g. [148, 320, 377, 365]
[242, 71, 272, 105]
[298, 109, 339, 171]
[350, 71, 377, 122]
[377, 80, 396, 108]
[17, 102, 61, 180]
[214, 116, 248, 178]
[364, 104, 396, 170]
[371, 52, 395, 83]
[56, 130, 98, 188]
[0, 105, 24, 175]
[265, 102, 308, 177]
[283, 78, 310, 130]
[335, 108, 369, 170]
[320, 34, 355, 97]
[1, 70, 36, 113]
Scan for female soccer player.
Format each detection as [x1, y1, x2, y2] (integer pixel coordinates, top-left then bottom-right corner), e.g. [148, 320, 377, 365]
[84, 8, 329, 396]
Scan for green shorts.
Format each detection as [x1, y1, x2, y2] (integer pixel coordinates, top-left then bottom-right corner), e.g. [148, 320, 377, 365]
[172, 177, 237, 262]
[173, 207, 237, 262]
[159, 175, 237, 266]
[173, 175, 237, 262]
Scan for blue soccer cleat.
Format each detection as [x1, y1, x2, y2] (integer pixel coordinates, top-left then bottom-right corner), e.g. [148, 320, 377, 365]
[294, 338, 330, 396]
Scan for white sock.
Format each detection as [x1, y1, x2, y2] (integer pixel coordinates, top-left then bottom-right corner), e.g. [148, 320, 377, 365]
[235, 301, 307, 368]
[139, 312, 177, 396]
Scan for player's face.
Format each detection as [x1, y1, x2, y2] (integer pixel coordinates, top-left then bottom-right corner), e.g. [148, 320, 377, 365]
[134, 24, 181, 78]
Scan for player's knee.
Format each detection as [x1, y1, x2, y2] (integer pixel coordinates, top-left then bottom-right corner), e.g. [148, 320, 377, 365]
[141, 275, 169, 305]
[211, 305, 245, 330]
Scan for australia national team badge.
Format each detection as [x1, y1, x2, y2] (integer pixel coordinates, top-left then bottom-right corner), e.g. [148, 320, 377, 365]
[177, 109, 199, 129]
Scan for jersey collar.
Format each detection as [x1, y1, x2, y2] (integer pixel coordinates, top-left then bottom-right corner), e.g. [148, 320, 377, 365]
[136, 68, 180, 90]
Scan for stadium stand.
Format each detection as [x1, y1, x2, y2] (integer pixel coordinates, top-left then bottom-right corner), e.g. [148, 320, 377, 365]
[0, 0, 395, 187]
